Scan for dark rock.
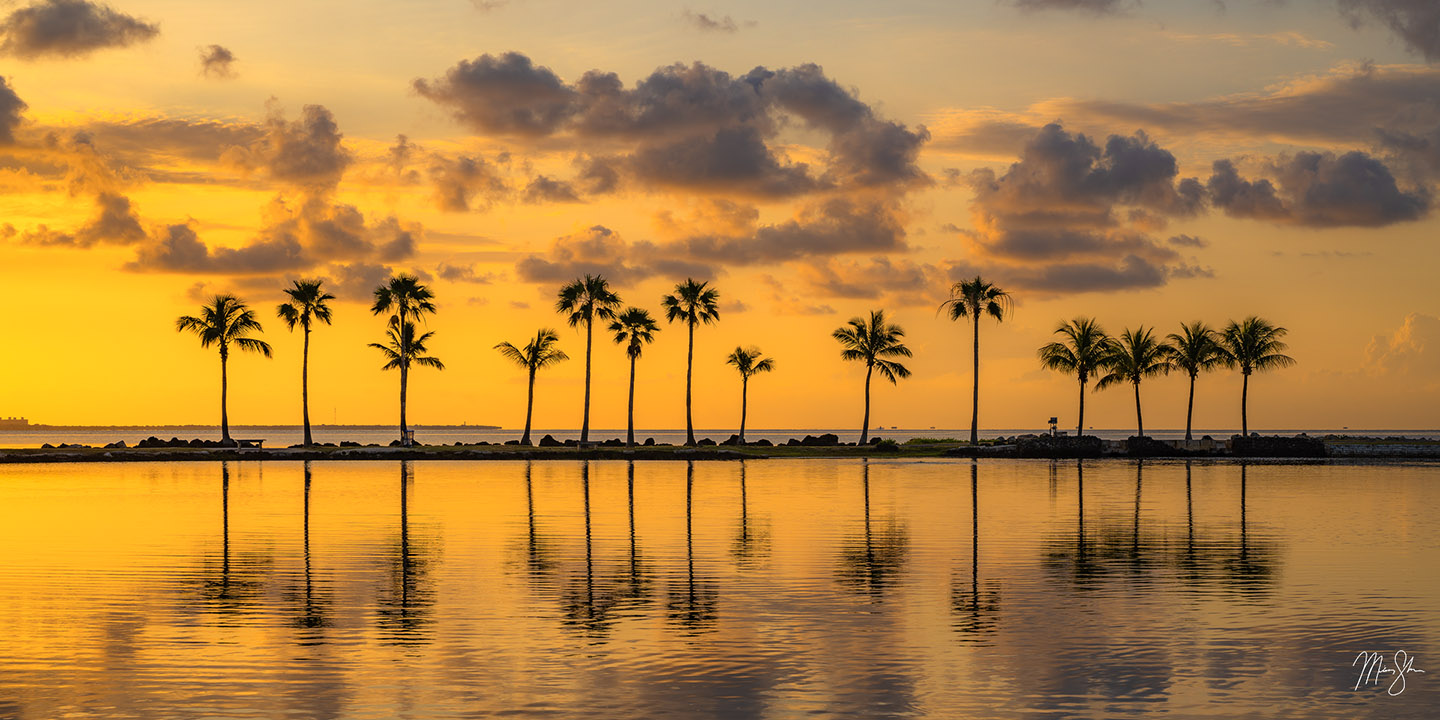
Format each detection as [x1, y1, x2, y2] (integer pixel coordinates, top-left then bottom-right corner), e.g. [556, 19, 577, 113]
[563, 438, 578, 447]
[538, 434, 563, 447]
[799, 433, 840, 447]
[389, 439, 404, 447]
[697, 438, 717, 446]
[785, 438, 800, 446]
[1127, 436, 1180, 457]
[643, 437, 655, 446]
[866, 436, 884, 445]
[1014, 434, 1103, 458]
[1231, 435, 1326, 458]
[720, 434, 742, 446]
[754, 438, 773, 447]
[340, 441, 361, 447]
[41, 443, 54, 449]
[504, 440, 520, 446]
[602, 438, 625, 447]
[872, 439, 900, 452]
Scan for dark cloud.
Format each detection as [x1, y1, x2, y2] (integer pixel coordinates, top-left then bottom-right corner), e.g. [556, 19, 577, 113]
[1339, 0, 1440, 61]
[947, 254, 1198, 294]
[522, 174, 581, 203]
[1376, 122, 1440, 183]
[576, 156, 619, 194]
[128, 222, 305, 274]
[515, 225, 656, 285]
[798, 257, 945, 306]
[222, 104, 351, 191]
[413, 52, 577, 137]
[626, 125, 821, 196]
[1208, 151, 1429, 227]
[320, 262, 402, 301]
[1010, 0, 1135, 13]
[436, 262, 496, 283]
[0, 0, 158, 59]
[199, 44, 235, 79]
[0, 76, 25, 144]
[428, 154, 507, 211]
[18, 191, 144, 247]
[680, 197, 908, 265]
[1167, 233, 1207, 248]
[681, 10, 752, 33]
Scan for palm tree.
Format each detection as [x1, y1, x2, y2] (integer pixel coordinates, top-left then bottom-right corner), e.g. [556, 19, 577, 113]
[372, 275, 438, 444]
[1220, 317, 1296, 436]
[1166, 321, 1226, 441]
[176, 294, 273, 445]
[724, 346, 775, 444]
[941, 276, 1012, 445]
[1095, 327, 1173, 438]
[1038, 317, 1109, 437]
[494, 329, 568, 446]
[662, 279, 721, 446]
[609, 307, 660, 447]
[556, 275, 622, 444]
[277, 279, 335, 447]
[833, 310, 912, 444]
[368, 316, 444, 445]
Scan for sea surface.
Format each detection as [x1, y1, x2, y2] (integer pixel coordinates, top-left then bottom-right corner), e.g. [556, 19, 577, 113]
[0, 458, 1436, 718]
[2, 425, 1437, 449]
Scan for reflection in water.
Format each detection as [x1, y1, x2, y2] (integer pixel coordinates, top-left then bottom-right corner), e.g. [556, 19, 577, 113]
[952, 461, 1000, 639]
[188, 461, 268, 615]
[836, 459, 909, 599]
[731, 460, 769, 565]
[666, 461, 718, 633]
[376, 461, 435, 644]
[292, 460, 329, 632]
[1042, 460, 1279, 593]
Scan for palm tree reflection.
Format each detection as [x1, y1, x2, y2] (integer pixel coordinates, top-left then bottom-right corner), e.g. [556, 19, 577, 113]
[837, 459, 908, 600]
[666, 461, 718, 633]
[293, 460, 329, 632]
[376, 461, 434, 643]
[952, 461, 999, 639]
[192, 461, 267, 614]
[732, 460, 769, 565]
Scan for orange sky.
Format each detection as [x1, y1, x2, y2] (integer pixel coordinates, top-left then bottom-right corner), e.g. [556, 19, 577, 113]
[0, 0, 1437, 432]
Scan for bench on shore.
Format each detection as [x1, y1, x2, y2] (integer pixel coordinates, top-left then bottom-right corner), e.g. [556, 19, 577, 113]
[234, 438, 266, 449]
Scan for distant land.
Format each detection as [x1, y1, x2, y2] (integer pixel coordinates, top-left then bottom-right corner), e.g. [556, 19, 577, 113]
[5, 423, 501, 430]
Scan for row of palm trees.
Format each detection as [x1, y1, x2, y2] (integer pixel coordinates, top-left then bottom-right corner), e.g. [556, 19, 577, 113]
[1038, 316, 1295, 440]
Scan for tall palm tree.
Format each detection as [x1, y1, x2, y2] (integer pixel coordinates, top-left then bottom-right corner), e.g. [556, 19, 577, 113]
[1166, 321, 1226, 441]
[277, 279, 335, 447]
[1220, 316, 1296, 436]
[495, 329, 569, 446]
[1095, 326, 1173, 438]
[724, 346, 775, 444]
[1038, 317, 1109, 437]
[176, 294, 273, 444]
[368, 316, 444, 445]
[372, 275, 438, 444]
[833, 310, 912, 444]
[941, 277, 1012, 445]
[556, 275, 622, 443]
[662, 278, 720, 446]
[609, 307, 660, 447]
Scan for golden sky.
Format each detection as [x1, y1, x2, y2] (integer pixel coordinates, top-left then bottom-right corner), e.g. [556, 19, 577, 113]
[0, 0, 1437, 432]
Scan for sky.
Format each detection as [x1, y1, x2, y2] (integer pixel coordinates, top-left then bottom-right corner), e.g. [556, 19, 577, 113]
[0, 0, 1437, 433]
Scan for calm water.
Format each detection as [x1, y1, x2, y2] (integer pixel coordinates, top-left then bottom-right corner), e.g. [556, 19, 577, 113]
[0, 458, 1436, 718]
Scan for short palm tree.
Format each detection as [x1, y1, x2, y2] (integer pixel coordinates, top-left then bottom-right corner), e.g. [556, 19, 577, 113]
[833, 310, 912, 445]
[1220, 316, 1296, 436]
[1037, 317, 1109, 437]
[1166, 321, 1226, 441]
[609, 307, 660, 447]
[176, 294, 273, 444]
[495, 329, 569, 446]
[940, 276, 1012, 445]
[372, 275, 438, 444]
[724, 346, 775, 444]
[1095, 326, 1173, 438]
[662, 279, 721, 446]
[369, 316, 444, 444]
[556, 275, 621, 443]
[277, 279, 335, 447]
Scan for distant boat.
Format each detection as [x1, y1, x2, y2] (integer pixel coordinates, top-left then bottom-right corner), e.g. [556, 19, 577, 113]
[0, 417, 30, 430]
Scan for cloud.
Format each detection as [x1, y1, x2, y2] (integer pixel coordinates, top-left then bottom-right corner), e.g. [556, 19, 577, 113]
[0, 0, 158, 59]
[222, 104, 352, 192]
[679, 197, 909, 265]
[199, 44, 235, 79]
[0, 76, 24, 144]
[798, 257, 945, 306]
[625, 125, 821, 196]
[428, 153, 508, 211]
[1339, 0, 1440, 61]
[1167, 233, 1207, 248]
[1009, 0, 1135, 14]
[128, 222, 304, 274]
[681, 10, 751, 33]
[1207, 151, 1429, 227]
[436, 262, 496, 283]
[413, 52, 576, 137]
[522, 174, 581, 203]
[1365, 313, 1440, 390]
[515, 225, 656, 285]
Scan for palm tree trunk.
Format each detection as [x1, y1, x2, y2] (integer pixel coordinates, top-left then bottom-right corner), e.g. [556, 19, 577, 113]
[220, 349, 230, 443]
[861, 364, 873, 445]
[1134, 380, 1144, 438]
[685, 320, 695, 446]
[739, 376, 748, 444]
[522, 368, 535, 446]
[1241, 371, 1249, 436]
[581, 316, 593, 443]
[302, 325, 312, 447]
[1185, 374, 1195, 442]
[398, 306, 408, 445]
[400, 363, 408, 445]
[971, 314, 980, 445]
[1076, 375, 1086, 437]
[627, 355, 636, 447]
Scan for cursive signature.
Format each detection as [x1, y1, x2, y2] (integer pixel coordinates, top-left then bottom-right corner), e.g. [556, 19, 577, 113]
[1353, 651, 1426, 696]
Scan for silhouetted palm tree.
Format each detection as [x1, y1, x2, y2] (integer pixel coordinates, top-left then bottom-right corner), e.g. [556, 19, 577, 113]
[557, 275, 622, 443]
[662, 279, 720, 446]
[277, 279, 335, 447]
[372, 275, 438, 444]
[609, 307, 660, 447]
[724, 346, 774, 444]
[941, 277, 1011, 445]
[177, 294, 273, 444]
[1096, 326, 1173, 438]
[369, 317, 444, 444]
[1167, 321, 1226, 441]
[1220, 317, 1296, 436]
[495, 329, 569, 446]
[1038, 317, 1109, 437]
[833, 310, 912, 444]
